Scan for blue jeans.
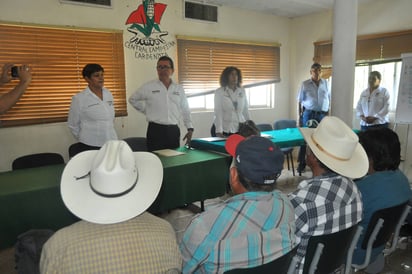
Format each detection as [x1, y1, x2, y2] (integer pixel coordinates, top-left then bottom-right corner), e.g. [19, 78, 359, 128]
[297, 110, 327, 171]
[360, 123, 389, 131]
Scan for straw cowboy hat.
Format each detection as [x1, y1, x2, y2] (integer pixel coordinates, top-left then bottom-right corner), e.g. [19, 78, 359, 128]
[299, 116, 368, 178]
[61, 140, 163, 224]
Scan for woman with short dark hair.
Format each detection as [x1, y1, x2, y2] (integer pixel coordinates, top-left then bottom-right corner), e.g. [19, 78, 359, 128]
[68, 63, 118, 157]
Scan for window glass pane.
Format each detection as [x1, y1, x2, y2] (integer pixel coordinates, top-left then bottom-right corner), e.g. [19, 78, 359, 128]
[354, 66, 370, 108]
[188, 96, 206, 109]
[245, 84, 274, 107]
[188, 83, 274, 111]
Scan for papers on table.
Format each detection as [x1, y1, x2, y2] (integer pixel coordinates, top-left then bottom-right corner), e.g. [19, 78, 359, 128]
[196, 137, 227, 142]
[153, 149, 186, 157]
[261, 134, 273, 139]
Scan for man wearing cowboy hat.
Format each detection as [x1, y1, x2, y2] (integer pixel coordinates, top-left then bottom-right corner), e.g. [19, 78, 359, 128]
[40, 140, 182, 273]
[180, 135, 296, 273]
[288, 116, 368, 273]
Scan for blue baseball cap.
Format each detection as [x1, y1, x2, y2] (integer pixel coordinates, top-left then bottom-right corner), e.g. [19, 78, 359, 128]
[225, 134, 284, 184]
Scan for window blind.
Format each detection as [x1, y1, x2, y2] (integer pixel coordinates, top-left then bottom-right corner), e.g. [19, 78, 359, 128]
[177, 37, 280, 96]
[0, 23, 126, 127]
[314, 29, 412, 66]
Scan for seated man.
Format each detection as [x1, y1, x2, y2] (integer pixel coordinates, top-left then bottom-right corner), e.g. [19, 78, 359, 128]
[352, 128, 412, 268]
[289, 116, 368, 273]
[40, 140, 181, 273]
[180, 134, 296, 273]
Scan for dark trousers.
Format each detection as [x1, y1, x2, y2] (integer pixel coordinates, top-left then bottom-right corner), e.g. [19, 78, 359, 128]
[360, 123, 389, 131]
[297, 110, 327, 171]
[68, 142, 100, 158]
[147, 122, 180, 152]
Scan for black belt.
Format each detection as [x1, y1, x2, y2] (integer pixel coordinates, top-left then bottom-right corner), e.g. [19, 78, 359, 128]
[149, 122, 178, 128]
[306, 109, 328, 115]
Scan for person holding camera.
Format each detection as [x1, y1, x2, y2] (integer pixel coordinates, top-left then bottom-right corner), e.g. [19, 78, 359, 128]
[0, 63, 32, 114]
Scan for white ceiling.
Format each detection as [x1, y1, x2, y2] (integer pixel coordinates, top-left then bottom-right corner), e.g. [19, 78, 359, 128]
[202, 0, 375, 18]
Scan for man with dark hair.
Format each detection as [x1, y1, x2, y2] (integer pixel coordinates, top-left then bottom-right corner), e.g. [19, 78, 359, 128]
[289, 116, 367, 273]
[356, 70, 390, 131]
[296, 63, 330, 174]
[129, 55, 194, 151]
[180, 134, 296, 273]
[352, 127, 411, 270]
[0, 63, 32, 114]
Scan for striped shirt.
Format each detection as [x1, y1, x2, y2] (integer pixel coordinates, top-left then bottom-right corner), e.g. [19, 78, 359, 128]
[180, 191, 296, 274]
[288, 172, 363, 273]
[40, 212, 182, 274]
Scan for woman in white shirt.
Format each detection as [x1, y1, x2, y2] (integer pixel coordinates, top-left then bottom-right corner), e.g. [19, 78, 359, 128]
[68, 64, 118, 157]
[213, 67, 250, 137]
[356, 71, 390, 131]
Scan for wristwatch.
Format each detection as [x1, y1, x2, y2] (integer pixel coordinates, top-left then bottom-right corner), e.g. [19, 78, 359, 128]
[188, 128, 194, 132]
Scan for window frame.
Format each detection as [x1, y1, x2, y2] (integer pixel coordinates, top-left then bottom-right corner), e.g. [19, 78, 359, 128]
[0, 22, 126, 127]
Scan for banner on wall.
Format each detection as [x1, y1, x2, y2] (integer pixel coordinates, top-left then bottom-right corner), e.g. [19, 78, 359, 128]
[124, 0, 175, 60]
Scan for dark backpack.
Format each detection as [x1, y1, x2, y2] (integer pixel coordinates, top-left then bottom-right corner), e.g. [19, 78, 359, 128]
[14, 229, 54, 274]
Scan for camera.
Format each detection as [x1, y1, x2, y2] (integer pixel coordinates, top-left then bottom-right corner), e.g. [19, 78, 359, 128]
[11, 66, 19, 78]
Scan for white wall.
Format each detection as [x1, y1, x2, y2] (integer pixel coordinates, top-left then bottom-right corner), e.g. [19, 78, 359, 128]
[1, 0, 412, 180]
[290, 0, 412, 180]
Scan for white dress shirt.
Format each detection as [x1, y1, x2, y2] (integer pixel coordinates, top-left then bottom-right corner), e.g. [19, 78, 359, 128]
[214, 86, 250, 134]
[129, 79, 193, 129]
[356, 86, 390, 126]
[68, 87, 118, 147]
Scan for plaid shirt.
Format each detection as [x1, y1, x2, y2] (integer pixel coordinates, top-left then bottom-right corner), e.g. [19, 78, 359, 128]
[288, 172, 362, 273]
[180, 191, 296, 274]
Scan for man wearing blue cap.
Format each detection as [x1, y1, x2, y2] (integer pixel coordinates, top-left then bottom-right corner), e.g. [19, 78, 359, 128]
[180, 135, 296, 273]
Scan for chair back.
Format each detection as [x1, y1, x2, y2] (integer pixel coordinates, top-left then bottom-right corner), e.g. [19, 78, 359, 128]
[273, 119, 297, 130]
[256, 123, 273, 132]
[123, 137, 148, 152]
[361, 202, 409, 249]
[224, 245, 298, 274]
[12, 153, 64, 170]
[303, 224, 359, 274]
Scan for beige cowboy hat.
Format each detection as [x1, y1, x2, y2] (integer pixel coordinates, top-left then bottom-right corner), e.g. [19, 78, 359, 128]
[299, 116, 368, 178]
[61, 140, 163, 224]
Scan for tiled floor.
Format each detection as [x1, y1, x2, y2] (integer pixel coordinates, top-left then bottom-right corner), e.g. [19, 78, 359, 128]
[1, 165, 411, 273]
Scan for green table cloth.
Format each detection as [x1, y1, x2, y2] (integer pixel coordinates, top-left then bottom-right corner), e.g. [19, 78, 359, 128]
[191, 128, 306, 153]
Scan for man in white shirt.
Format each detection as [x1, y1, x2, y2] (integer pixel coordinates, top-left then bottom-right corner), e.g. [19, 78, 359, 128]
[129, 56, 194, 151]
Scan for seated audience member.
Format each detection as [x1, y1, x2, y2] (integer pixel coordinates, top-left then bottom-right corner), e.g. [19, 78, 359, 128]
[288, 116, 368, 273]
[238, 119, 260, 137]
[180, 134, 296, 273]
[40, 140, 181, 273]
[352, 128, 412, 267]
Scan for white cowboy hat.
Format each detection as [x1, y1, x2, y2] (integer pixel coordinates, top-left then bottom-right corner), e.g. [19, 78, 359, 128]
[61, 140, 163, 224]
[299, 116, 368, 178]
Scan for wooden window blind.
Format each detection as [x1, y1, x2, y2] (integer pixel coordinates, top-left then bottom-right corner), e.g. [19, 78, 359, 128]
[177, 37, 280, 96]
[314, 29, 412, 67]
[0, 23, 126, 127]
